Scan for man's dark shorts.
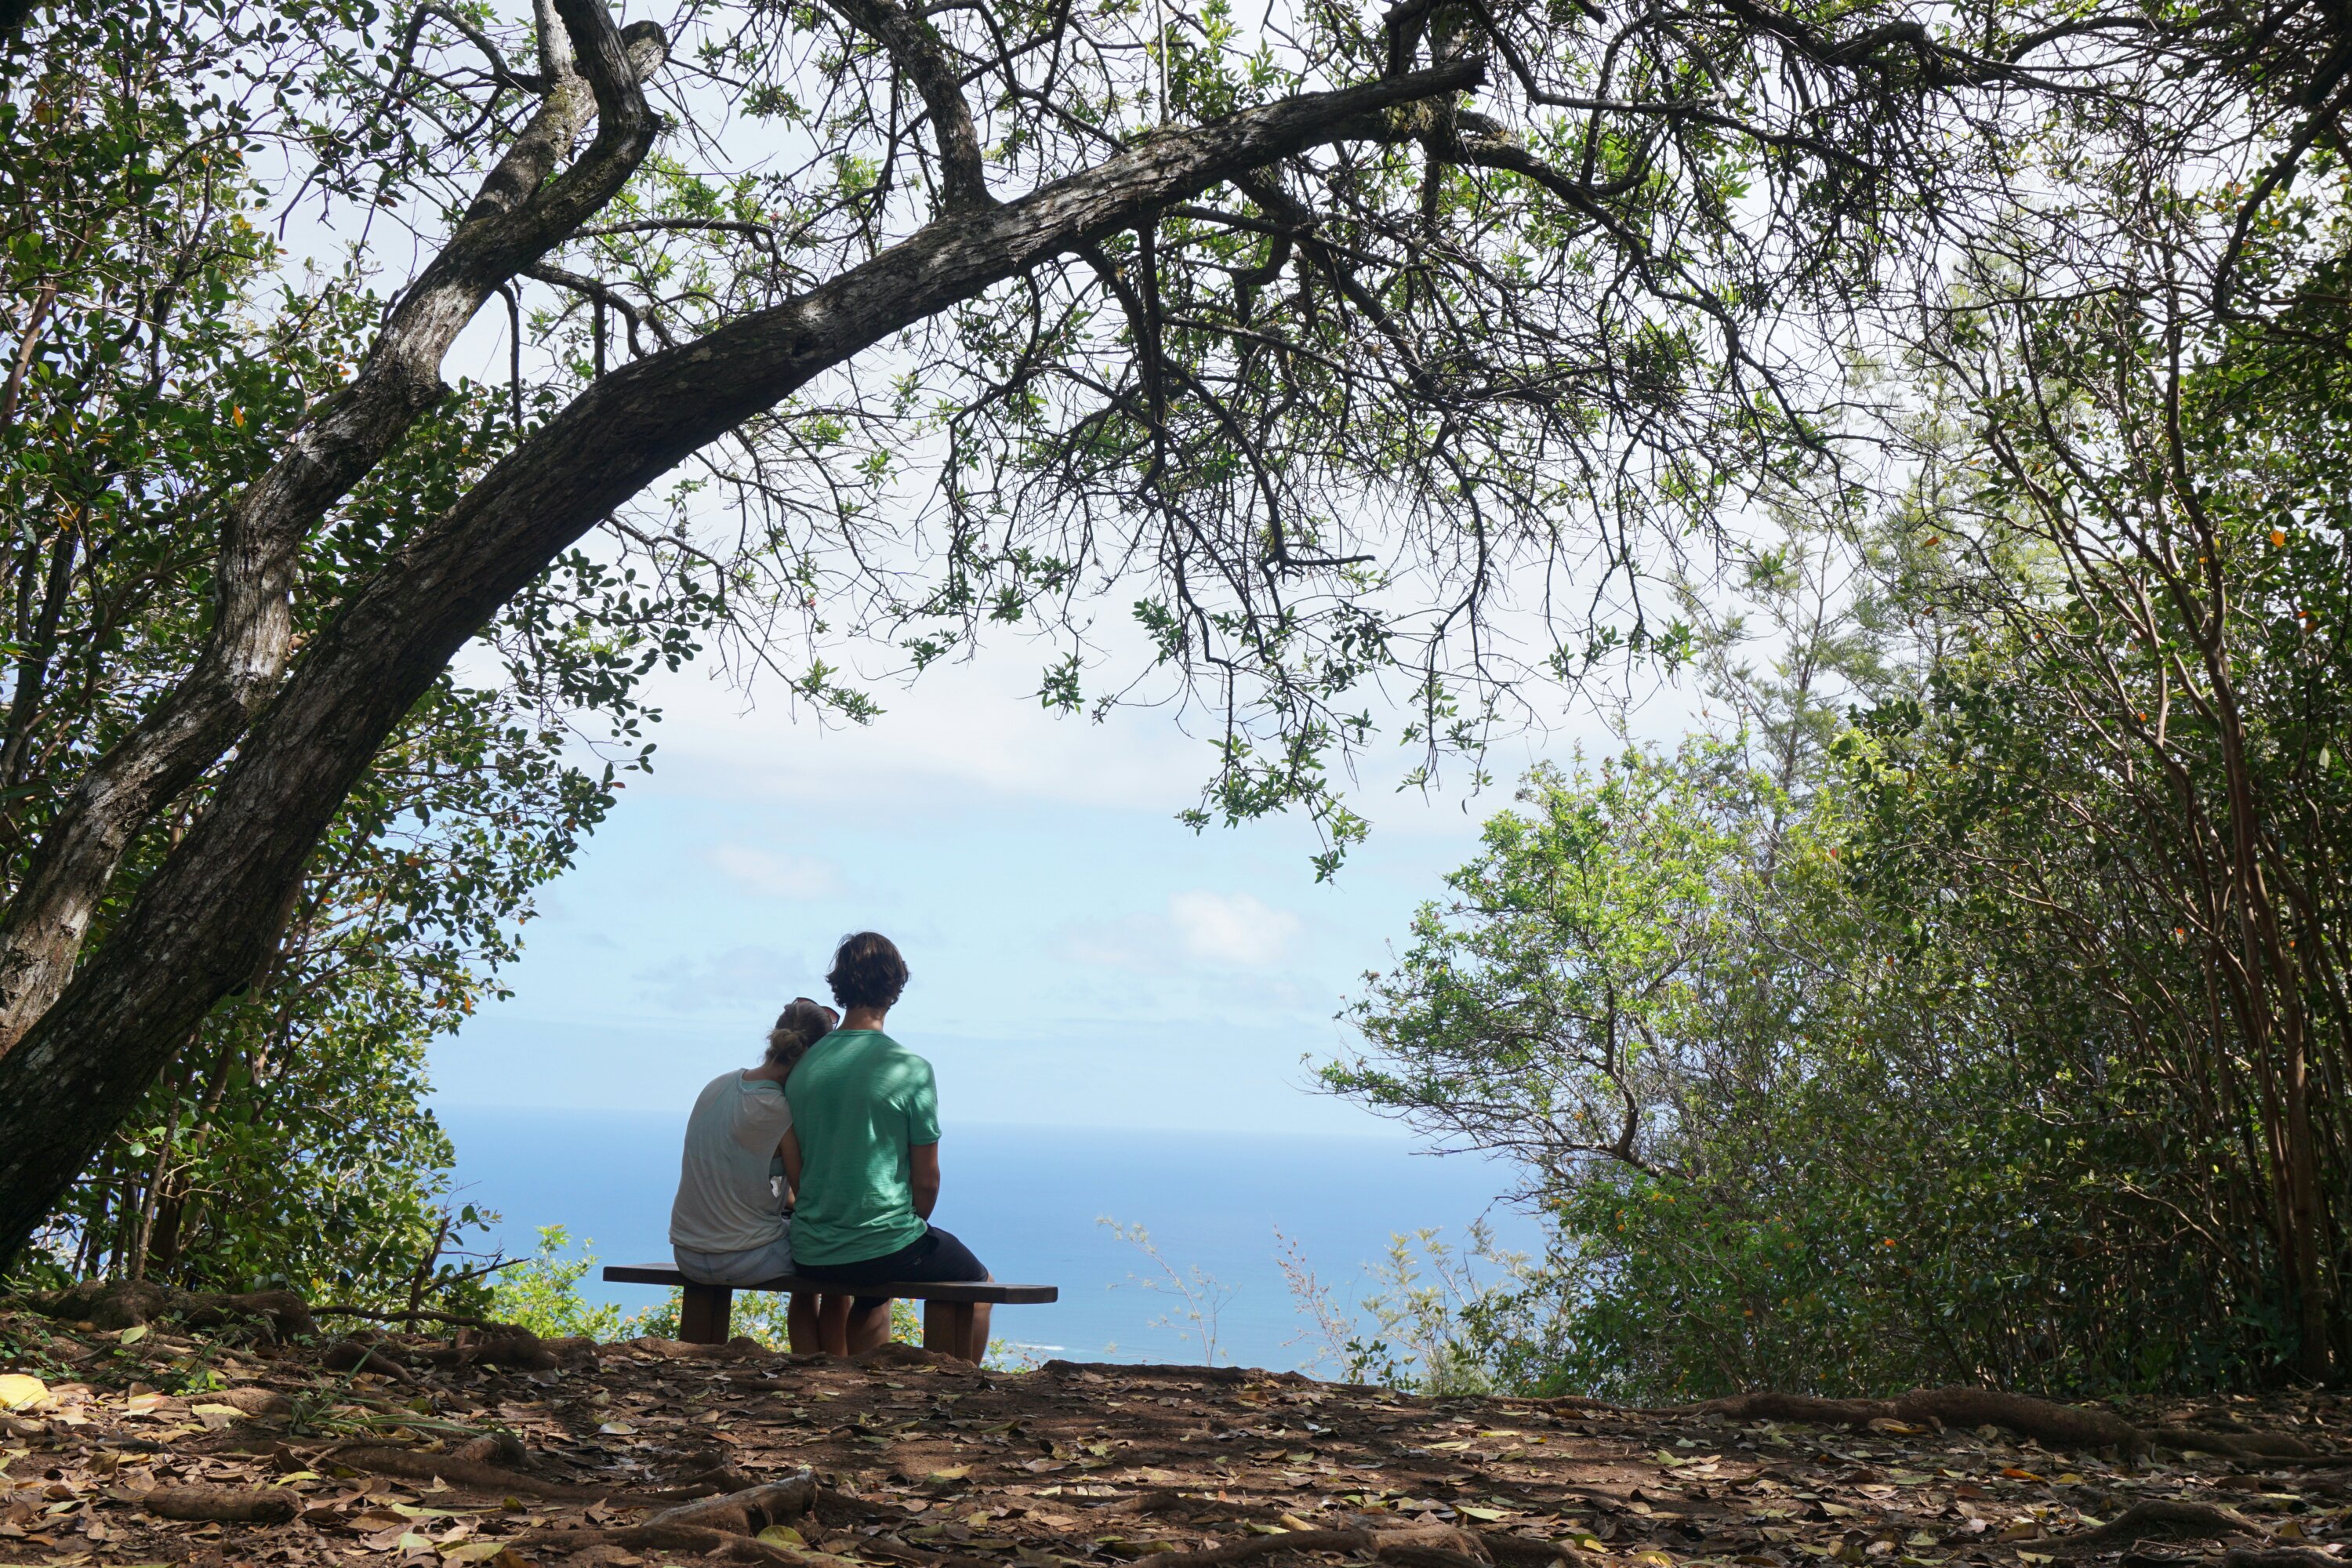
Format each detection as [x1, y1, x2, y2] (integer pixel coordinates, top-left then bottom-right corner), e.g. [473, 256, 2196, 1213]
[793, 1225, 987, 1314]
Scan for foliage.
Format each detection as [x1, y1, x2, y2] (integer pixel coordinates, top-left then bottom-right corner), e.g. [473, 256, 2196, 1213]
[0, 16, 682, 1301]
[1099, 1218, 1238, 1367]
[1283, 1224, 1560, 1396]
[1332, 405, 2352, 1391]
[486, 1228, 631, 1342]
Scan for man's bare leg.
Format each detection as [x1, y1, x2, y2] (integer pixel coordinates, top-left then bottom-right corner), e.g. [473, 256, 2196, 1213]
[786, 1291, 822, 1354]
[846, 1298, 892, 1354]
[816, 1294, 852, 1356]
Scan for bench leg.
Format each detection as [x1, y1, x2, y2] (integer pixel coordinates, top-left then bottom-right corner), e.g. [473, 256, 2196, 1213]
[681, 1283, 734, 1345]
[923, 1301, 977, 1363]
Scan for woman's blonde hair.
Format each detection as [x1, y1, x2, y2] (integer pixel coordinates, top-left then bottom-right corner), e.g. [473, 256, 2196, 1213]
[765, 996, 837, 1073]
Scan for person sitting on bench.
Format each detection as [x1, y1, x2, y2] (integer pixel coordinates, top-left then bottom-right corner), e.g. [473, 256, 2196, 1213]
[669, 994, 838, 1350]
[782, 931, 994, 1359]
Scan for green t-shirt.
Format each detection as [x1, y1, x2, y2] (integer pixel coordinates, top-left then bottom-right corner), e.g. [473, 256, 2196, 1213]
[783, 1029, 940, 1266]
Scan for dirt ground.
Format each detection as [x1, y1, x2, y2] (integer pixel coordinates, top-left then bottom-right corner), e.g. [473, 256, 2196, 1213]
[2, 1309, 2346, 1568]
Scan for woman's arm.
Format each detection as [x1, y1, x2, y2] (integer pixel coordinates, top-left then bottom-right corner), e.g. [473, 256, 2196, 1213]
[780, 1126, 804, 1201]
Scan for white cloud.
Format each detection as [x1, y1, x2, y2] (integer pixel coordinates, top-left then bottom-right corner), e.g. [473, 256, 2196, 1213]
[638, 945, 815, 1012]
[1058, 891, 1301, 975]
[1169, 891, 1299, 967]
[703, 845, 842, 899]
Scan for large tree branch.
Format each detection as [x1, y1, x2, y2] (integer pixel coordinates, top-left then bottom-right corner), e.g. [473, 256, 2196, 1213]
[824, 0, 993, 209]
[0, 0, 667, 1056]
[0, 54, 1485, 1266]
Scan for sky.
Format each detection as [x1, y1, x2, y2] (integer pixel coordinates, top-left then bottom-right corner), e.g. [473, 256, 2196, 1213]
[426, 631, 1691, 1135]
[397, 0, 1727, 1139]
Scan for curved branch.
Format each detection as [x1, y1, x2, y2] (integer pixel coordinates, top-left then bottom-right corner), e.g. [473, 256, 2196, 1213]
[823, 0, 993, 209]
[0, 55, 1491, 1264]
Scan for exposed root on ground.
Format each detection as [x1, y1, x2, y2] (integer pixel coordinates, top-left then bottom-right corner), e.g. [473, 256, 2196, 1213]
[519, 1520, 817, 1566]
[138, 1485, 299, 1523]
[2221, 1550, 2350, 1568]
[22, 1279, 315, 1339]
[2145, 1426, 2321, 1460]
[1674, 1388, 2327, 1461]
[3, 1291, 2348, 1568]
[1132, 1523, 1497, 1568]
[2044, 1501, 2270, 1555]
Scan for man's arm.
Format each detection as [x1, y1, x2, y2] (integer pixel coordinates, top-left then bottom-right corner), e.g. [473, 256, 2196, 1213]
[909, 1142, 940, 1220]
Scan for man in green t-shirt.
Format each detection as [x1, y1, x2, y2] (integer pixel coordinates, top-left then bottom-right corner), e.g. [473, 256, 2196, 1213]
[783, 931, 993, 1358]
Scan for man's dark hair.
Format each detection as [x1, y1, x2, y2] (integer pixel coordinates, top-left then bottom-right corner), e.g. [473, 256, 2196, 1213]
[826, 931, 909, 1011]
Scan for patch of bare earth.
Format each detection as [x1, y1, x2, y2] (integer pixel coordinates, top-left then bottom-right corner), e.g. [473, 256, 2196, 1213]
[2, 1311, 2346, 1568]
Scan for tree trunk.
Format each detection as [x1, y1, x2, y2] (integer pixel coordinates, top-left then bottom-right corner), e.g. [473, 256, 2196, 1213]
[0, 57, 1479, 1270]
[0, 0, 669, 1057]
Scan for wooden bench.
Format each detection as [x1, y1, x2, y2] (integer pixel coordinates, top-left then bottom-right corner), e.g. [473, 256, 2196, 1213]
[603, 1264, 1058, 1349]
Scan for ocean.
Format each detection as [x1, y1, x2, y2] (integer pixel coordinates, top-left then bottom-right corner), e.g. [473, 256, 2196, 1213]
[434, 1109, 1543, 1371]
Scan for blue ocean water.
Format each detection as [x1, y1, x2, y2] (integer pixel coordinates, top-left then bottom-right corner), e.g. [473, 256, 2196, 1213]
[434, 1109, 1541, 1371]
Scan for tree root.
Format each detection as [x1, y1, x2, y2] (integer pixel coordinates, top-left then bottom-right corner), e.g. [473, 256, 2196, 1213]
[208, 1385, 293, 1417]
[325, 1444, 621, 1499]
[416, 1324, 588, 1372]
[317, 1437, 761, 1504]
[1493, 1396, 1612, 1414]
[855, 1341, 975, 1371]
[2043, 1501, 2269, 1556]
[510, 1473, 890, 1566]
[453, 1432, 535, 1469]
[2145, 1425, 2318, 1460]
[140, 1486, 299, 1523]
[322, 1337, 416, 1381]
[1900, 1388, 2149, 1457]
[2221, 1551, 2347, 1568]
[1042, 1360, 1310, 1387]
[1675, 1388, 2149, 1458]
[320, 1323, 591, 1378]
[641, 1473, 895, 1532]
[1132, 1523, 1495, 1568]
[26, 1280, 315, 1341]
[517, 1522, 813, 1566]
[1475, 1530, 1585, 1566]
[615, 1336, 775, 1362]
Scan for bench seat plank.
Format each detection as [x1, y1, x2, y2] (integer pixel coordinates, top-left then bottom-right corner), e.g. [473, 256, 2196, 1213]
[603, 1264, 1056, 1305]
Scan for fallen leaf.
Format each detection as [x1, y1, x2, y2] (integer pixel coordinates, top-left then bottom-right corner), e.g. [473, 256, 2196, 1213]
[757, 1526, 809, 1548]
[0, 1376, 46, 1413]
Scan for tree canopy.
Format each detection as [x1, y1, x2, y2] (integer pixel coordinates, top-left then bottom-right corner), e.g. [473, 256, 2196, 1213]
[0, 0, 2347, 1384]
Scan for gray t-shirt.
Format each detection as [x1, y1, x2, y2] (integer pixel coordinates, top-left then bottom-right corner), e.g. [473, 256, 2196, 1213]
[668, 1070, 793, 1254]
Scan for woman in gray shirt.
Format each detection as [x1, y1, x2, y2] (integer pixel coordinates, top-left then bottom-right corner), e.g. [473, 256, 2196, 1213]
[669, 996, 836, 1348]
